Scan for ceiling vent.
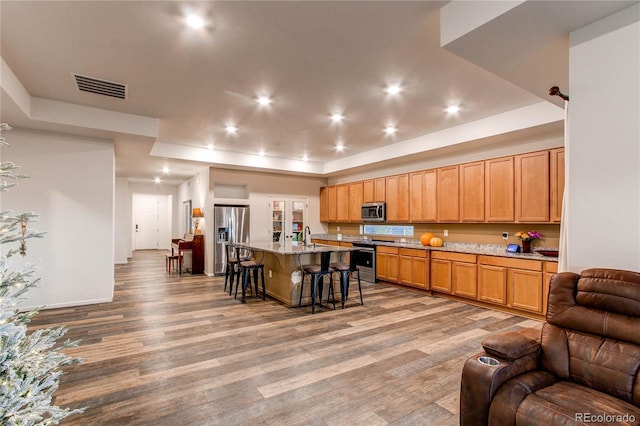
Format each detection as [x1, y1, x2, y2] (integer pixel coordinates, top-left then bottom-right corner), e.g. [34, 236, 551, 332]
[73, 73, 127, 99]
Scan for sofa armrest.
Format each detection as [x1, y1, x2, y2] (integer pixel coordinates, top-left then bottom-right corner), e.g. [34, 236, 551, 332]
[460, 330, 541, 426]
[482, 329, 540, 361]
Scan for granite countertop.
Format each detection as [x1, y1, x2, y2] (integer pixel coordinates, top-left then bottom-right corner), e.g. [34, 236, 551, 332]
[233, 241, 352, 255]
[311, 234, 559, 261]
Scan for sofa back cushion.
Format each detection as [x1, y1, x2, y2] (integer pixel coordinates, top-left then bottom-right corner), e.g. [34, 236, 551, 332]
[542, 268, 640, 406]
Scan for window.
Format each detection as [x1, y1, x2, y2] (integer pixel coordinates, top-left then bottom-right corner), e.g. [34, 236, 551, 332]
[362, 224, 414, 237]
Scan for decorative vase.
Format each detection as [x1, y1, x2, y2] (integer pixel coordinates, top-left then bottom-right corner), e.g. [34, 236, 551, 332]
[522, 240, 531, 253]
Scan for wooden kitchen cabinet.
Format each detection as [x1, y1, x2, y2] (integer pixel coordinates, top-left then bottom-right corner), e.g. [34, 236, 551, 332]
[398, 248, 429, 289]
[336, 184, 349, 222]
[319, 186, 329, 222]
[437, 165, 460, 222]
[409, 170, 437, 222]
[430, 251, 476, 295]
[386, 174, 409, 222]
[348, 181, 364, 222]
[460, 161, 485, 222]
[515, 150, 550, 222]
[478, 256, 543, 313]
[364, 178, 386, 202]
[485, 156, 515, 222]
[376, 245, 399, 283]
[327, 185, 337, 222]
[543, 261, 558, 314]
[550, 148, 565, 223]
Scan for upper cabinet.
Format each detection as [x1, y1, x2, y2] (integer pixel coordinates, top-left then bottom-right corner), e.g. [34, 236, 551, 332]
[319, 148, 564, 224]
[515, 151, 550, 222]
[485, 156, 515, 222]
[550, 148, 565, 223]
[459, 161, 485, 222]
[437, 165, 460, 222]
[409, 170, 437, 222]
[386, 174, 409, 222]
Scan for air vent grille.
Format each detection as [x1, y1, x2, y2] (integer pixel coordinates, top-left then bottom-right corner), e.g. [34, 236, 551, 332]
[73, 73, 127, 99]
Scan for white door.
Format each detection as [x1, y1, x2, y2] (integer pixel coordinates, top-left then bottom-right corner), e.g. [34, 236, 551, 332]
[133, 194, 172, 250]
[268, 197, 308, 242]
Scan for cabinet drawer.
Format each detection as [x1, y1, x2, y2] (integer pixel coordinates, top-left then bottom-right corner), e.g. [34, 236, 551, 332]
[399, 248, 427, 258]
[431, 251, 476, 263]
[339, 242, 353, 247]
[377, 245, 399, 255]
[478, 255, 542, 271]
[311, 239, 328, 245]
[544, 261, 558, 273]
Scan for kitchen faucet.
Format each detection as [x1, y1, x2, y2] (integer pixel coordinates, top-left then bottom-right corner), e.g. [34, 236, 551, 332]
[303, 225, 311, 245]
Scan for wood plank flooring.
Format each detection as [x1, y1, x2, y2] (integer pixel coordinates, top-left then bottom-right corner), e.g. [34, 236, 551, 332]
[29, 250, 541, 425]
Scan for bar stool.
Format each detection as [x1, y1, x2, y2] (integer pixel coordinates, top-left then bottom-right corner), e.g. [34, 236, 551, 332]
[331, 250, 363, 308]
[298, 251, 336, 314]
[223, 244, 249, 294]
[166, 251, 182, 274]
[234, 249, 266, 303]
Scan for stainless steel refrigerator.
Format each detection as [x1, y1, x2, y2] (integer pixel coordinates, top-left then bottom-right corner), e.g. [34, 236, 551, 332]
[213, 205, 250, 275]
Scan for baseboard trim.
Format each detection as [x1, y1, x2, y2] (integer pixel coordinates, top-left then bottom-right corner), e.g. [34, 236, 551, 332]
[20, 297, 114, 312]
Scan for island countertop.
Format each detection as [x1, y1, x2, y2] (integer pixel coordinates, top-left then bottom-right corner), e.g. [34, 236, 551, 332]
[233, 241, 353, 255]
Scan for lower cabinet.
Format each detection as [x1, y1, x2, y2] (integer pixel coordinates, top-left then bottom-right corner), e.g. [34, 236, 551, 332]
[430, 251, 477, 298]
[398, 248, 429, 289]
[376, 245, 399, 283]
[543, 261, 558, 314]
[478, 256, 543, 314]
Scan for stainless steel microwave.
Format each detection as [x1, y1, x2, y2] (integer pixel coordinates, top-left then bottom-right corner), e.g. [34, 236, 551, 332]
[361, 202, 386, 222]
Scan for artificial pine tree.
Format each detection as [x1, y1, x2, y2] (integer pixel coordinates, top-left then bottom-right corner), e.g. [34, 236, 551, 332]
[0, 123, 84, 425]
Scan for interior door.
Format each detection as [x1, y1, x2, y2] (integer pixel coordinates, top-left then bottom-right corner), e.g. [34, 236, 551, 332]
[268, 198, 308, 242]
[133, 194, 172, 250]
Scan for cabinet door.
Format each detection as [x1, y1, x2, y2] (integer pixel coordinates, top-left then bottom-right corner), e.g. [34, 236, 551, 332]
[453, 262, 477, 298]
[328, 186, 337, 222]
[336, 184, 349, 222]
[409, 170, 437, 222]
[508, 269, 543, 313]
[430, 259, 452, 293]
[374, 178, 386, 202]
[460, 161, 485, 222]
[399, 255, 428, 288]
[386, 174, 409, 222]
[485, 156, 515, 222]
[319, 186, 329, 222]
[478, 264, 507, 304]
[550, 148, 565, 223]
[437, 165, 459, 222]
[363, 180, 374, 203]
[515, 151, 550, 222]
[348, 181, 364, 222]
[376, 252, 398, 283]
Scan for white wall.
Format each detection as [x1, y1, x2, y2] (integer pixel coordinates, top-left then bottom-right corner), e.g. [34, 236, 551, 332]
[114, 177, 131, 263]
[3, 129, 115, 309]
[567, 4, 640, 272]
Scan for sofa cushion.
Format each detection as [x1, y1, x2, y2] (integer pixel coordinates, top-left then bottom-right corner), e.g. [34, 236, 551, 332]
[577, 269, 640, 316]
[515, 381, 640, 426]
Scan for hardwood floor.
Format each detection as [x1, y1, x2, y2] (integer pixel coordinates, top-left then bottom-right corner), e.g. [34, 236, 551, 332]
[29, 250, 541, 425]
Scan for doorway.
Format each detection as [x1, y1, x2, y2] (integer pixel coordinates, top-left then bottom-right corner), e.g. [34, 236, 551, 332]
[132, 194, 172, 250]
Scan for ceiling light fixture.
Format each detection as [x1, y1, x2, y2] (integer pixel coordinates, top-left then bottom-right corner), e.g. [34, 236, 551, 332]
[384, 125, 397, 136]
[258, 149, 265, 157]
[162, 166, 170, 174]
[446, 105, 461, 114]
[256, 96, 272, 106]
[207, 143, 214, 150]
[154, 177, 161, 184]
[336, 140, 345, 152]
[302, 154, 309, 162]
[385, 84, 402, 95]
[186, 15, 205, 29]
[225, 124, 238, 135]
[330, 112, 344, 123]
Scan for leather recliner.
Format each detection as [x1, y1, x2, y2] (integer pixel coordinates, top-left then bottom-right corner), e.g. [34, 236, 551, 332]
[460, 268, 640, 426]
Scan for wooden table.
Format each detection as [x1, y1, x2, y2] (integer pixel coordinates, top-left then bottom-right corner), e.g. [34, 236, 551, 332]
[232, 241, 352, 306]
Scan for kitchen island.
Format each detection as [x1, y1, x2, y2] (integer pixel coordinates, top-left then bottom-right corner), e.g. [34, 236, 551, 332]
[232, 241, 353, 306]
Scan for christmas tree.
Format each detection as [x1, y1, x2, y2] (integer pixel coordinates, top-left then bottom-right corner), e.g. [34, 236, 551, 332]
[0, 123, 84, 425]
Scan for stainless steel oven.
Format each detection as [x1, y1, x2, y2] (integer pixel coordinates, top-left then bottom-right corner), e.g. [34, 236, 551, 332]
[351, 241, 376, 283]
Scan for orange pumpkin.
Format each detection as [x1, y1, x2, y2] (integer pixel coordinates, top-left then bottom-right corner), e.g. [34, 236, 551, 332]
[420, 232, 435, 246]
[429, 236, 444, 247]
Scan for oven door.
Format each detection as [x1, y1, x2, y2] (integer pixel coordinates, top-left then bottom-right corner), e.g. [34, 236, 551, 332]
[351, 245, 376, 282]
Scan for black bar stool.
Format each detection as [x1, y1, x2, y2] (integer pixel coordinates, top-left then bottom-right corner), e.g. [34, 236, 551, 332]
[234, 249, 266, 303]
[298, 251, 336, 314]
[223, 244, 250, 295]
[331, 250, 363, 308]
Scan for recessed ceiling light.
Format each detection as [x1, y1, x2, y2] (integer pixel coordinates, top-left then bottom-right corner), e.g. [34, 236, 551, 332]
[385, 84, 402, 95]
[336, 140, 345, 152]
[446, 105, 461, 114]
[225, 124, 238, 135]
[384, 125, 397, 135]
[258, 149, 266, 157]
[154, 177, 161, 184]
[207, 143, 214, 150]
[186, 15, 205, 29]
[302, 154, 309, 162]
[162, 166, 170, 174]
[256, 96, 272, 106]
[330, 112, 344, 123]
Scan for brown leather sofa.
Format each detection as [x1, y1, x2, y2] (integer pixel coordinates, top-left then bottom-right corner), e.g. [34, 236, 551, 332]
[460, 268, 640, 425]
